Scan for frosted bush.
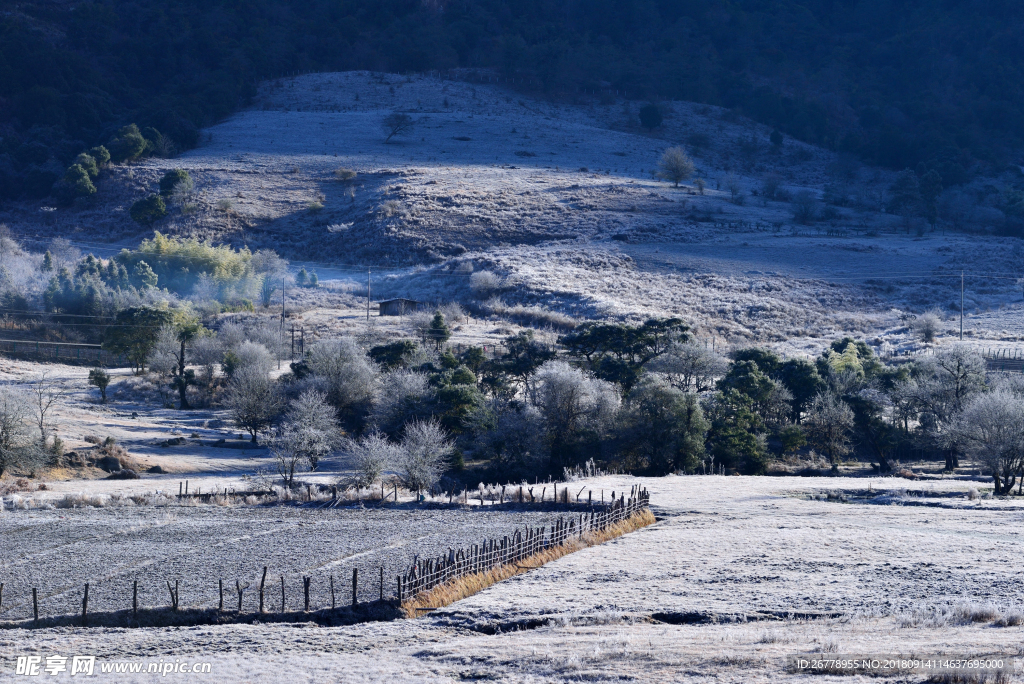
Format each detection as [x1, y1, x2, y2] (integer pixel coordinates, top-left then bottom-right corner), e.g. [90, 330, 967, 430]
[470, 270, 502, 294]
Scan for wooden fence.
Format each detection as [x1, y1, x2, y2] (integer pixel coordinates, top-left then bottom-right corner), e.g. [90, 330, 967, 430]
[1, 487, 650, 627]
[398, 485, 649, 602]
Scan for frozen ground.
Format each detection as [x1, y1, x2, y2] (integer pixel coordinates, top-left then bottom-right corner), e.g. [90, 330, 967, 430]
[2, 71, 1022, 357]
[2, 475, 1023, 682]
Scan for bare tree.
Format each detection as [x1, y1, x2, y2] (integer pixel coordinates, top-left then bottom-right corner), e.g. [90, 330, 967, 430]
[648, 340, 728, 393]
[381, 112, 415, 142]
[31, 372, 66, 445]
[226, 365, 283, 443]
[48, 237, 80, 273]
[344, 432, 399, 487]
[803, 390, 854, 470]
[0, 387, 33, 476]
[946, 390, 1024, 495]
[399, 419, 453, 494]
[655, 147, 695, 187]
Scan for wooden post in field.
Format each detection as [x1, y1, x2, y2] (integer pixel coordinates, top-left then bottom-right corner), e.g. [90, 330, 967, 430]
[218, 580, 223, 611]
[32, 588, 38, 622]
[133, 580, 138, 617]
[280, 576, 285, 612]
[259, 567, 268, 613]
[352, 568, 358, 607]
[330, 576, 336, 609]
[82, 584, 89, 626]
[0, 583, 4, 612]
[303, 577, 310, 612]
[379, 567, 384, 601]
[397, 576, 403, 604]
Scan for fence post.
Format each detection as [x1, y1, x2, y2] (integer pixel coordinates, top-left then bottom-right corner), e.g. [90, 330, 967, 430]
[33, 588, 38, 622]
[82, 583, 89, 626]
[259, 567, 267, 613]
[352, 568, 358, 607]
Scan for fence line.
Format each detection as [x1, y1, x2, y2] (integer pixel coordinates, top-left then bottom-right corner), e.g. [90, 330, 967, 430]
[0, 487, 650, 627]
[398, 485, 649, 602]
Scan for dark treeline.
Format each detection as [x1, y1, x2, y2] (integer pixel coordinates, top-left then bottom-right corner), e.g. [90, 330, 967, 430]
[3, 0, 1024, 199]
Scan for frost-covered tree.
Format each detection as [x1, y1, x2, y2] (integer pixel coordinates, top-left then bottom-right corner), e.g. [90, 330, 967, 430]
[0, 387, 34, 476]
[226, 365, 283, 443]
[911, 345, 987, 469]
[224, 340, 274, 378]
[306, 338, 378, 416]
[946, 390, 1024, 495]
[368, 369, 430, 435]
[344, 432, 399, 487]
[533, 360, 619, 472]
[279, 389, 339, 471]
[803, 390, 854, 470]
[913, 310, 942, 343]
[398, 419, 453, 493]
[655, 146, 695, 187]
[649, 340, 728, 393]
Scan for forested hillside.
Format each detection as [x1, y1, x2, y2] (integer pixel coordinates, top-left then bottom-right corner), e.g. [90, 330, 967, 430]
[2, 0, 1022, 199]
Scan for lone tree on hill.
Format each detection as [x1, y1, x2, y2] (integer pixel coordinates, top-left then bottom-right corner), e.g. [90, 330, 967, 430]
[656, 147, 695, 187]
[382, 112, 415, 142]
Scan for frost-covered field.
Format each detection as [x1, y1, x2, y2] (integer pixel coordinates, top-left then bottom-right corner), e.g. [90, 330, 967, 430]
[3, 475, 1023, 682]
[0, 506, 568, 620]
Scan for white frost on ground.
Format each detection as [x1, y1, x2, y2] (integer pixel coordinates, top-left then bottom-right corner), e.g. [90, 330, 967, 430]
[3, 475, 1023, 682]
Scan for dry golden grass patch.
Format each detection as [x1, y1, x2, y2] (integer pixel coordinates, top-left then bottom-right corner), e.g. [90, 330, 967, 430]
[401, 508, 656, 617]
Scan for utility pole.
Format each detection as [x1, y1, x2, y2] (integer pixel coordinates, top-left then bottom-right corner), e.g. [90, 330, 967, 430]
[366, 267, 371, 322]
[960, 270, 964, 341]
[279, 276, 287, 370]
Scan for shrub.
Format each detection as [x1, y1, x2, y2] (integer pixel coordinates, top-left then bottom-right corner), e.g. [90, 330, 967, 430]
[108, 124, 147, 163]
[334, 168, 357, 181]
[89, 146, 110, 166]
[639, 103, 663, 130]
[470, 270, 502, 294]
[130, 194, 167, 225]
[913, 310, 942, 343]
[74, 153, 99, 178]
[792, 190, 819, 224]
[54, 164, 97, 204]
[159, 169, 191, 196]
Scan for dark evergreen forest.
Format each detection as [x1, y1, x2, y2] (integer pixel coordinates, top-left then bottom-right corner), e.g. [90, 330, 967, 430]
[2, 0, 1022, 199]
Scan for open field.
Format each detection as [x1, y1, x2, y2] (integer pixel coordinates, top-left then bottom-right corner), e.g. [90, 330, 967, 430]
[2, 475, 1023, 682]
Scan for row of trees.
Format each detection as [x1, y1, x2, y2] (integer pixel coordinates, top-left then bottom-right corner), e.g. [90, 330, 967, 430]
[116, 307, 1022, 494]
